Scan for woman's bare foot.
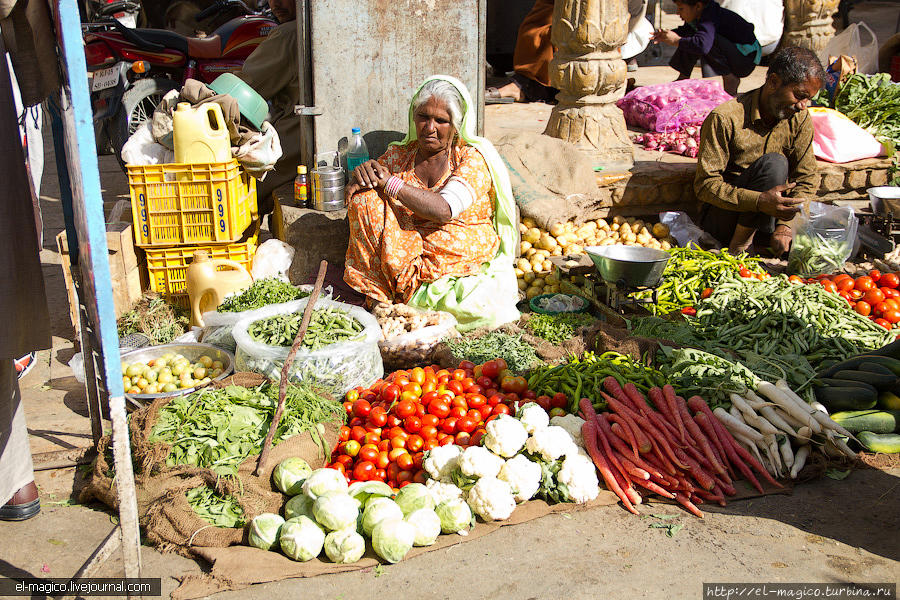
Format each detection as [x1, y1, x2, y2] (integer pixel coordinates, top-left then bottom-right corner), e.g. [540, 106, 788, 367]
[487, 80, 524, 101]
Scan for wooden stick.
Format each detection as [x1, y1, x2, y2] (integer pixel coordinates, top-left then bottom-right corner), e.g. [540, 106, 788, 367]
[255, 260, 328, 476]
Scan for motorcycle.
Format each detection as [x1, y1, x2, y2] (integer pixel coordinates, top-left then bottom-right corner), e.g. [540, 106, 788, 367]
[84, 0, 142, 28]
[83, 0, 277, 165]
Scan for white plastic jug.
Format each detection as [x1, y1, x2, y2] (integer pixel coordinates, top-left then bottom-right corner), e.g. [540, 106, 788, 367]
[186, 250, 252, 327]
[173, 102, 231, 164]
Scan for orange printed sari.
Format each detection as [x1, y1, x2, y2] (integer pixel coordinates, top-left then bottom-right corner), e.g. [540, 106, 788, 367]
[343, 141, 500, 304]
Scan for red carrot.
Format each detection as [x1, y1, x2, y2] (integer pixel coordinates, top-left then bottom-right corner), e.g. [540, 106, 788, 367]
[694, 412, 764, 494]
[623, 383, 655, 416]
[696, 488, 726, 504]
[691, 408, 736, 479]
[675, 395, 728, 478]
[661, 385, 688, 444]
[594, 414, 634, 489]
[714, 478, 737, 497]
[616, 453, 650, 480]
[602, 391, 685, 471]
[673, 448, 716, 491]
[583, 421, 637, 514]
[674, 492, 704, 518]
[579, 397, 600, 425]
[602, 377, 639, 411]
[609, 415, 641, 457]
[631, 477, 676, 499]
[603, 425, 666, 480]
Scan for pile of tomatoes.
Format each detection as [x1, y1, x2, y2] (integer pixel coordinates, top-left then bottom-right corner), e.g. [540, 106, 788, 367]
[793, 270, 900, 329]
[328, 360, 568, 488]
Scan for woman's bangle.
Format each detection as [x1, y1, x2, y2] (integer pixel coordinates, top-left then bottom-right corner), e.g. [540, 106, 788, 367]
[385, 176, 405, 200]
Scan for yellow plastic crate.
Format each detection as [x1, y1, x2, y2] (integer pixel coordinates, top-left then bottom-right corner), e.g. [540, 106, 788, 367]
[144, 226, 258, 306]
[128, 160, 258, 247]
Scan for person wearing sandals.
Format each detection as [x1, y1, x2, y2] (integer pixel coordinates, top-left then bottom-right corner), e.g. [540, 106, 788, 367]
[652, 0, 760, 96]
[343, 76, 519, 330]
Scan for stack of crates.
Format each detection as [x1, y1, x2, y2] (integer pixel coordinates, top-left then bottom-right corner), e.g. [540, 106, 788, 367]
[127, 160, 259, 308]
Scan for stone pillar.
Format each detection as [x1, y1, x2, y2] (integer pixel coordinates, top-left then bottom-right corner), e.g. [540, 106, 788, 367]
[781, 0, 840, 54]
[543, 0, 634, 168]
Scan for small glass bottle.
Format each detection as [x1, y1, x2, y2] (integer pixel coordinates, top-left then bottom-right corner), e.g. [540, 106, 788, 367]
[294, 165, 308, 207]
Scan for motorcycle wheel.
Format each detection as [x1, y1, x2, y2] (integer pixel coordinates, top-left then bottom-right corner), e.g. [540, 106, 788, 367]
[110, 77, 179, 170]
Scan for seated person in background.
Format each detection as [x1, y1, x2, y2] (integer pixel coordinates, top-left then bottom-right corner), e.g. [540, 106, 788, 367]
[694, 46, 825, 257]
[236, 0, 299, 214]
[652, 0, 760, 96]
[343, 76, 519, 330]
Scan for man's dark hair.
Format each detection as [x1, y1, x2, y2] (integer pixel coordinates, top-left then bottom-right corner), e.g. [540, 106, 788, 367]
[768, 46, 825, 86]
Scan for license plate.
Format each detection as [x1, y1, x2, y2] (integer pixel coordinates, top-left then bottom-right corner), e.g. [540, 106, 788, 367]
[91, 65, 119, 92]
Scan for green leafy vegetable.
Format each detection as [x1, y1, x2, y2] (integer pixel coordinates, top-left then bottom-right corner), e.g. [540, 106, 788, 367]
[149, 383, 344, 476]
[444, 332, 542, 373]
[218, 278, 309, 313]
[834, 73, 900, 151]
[186, 485, 245, 528]
[525, 312, 595, 345]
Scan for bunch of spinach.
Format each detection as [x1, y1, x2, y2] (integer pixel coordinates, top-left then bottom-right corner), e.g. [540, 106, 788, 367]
[186, 485, 245, 528]
[217, 278, 309, 313]
[835, 73, 900, 151]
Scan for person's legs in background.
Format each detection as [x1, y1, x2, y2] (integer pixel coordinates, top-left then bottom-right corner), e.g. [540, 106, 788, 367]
[0, 359, 40, 521]
[698, 34, 757, 96]
[488, 0, 558, 103]
[701, 153, 788, 252]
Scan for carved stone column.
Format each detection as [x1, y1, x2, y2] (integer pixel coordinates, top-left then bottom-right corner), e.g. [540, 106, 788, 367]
[781, 0, 840, 54]
[543, 0, 633, 168]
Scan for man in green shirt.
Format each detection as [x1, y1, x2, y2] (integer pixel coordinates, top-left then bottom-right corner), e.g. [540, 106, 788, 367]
[694, 46, 824, 257]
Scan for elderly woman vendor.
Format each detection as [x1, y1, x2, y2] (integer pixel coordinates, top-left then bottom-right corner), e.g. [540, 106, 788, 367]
[343, 76, 519, 330]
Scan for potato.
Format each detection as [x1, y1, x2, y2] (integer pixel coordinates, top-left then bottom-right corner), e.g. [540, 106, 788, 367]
[532, 277, 546, 288]
[548, 284, 561, 294]
[640, 226, 651, 237]
[524, 228, 541, 244]
[610, 222, 620, 231]
[653, 223, 670, 238]
[600, 238, 615, 246]
[661, 240, 672, 250]
[525, 286, 543, 299]
[550, 246, 563, 256]
[538, 233, 557, 250]
[518, 222, 528, 234]
[549, 222, 566, 237]
[612, 216, 625, 225]
[636, 233, 651, 245]
[517, 258, 533, 273]
[514, 267, 524, 278]
[567, 244, 583, 255]
[564, 221, 576, 233]
[524, 271, 536, 284]
[517, 278, 528, 291]
[520, 240, 532, 254]
[555, 233, 571, 247]
[576, 223, 596, 239]
[596, 218, 609, 230]
[542, 259, 553, 271]
[522, 217, 536, 229]
[534, 249, 550, 258]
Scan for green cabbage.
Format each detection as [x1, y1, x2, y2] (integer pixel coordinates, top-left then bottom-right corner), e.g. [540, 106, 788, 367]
[312, 492, 360, 531]
[323, 527, 366, 563]
[348, 480, 394, 506]
[393, 482, 435, 516]
[371, 518, 416, 563]
[273, 457, 313, 496]
[361, 497, 403, 537]
[248, 513, 285, 551]
[404, 508, 441, 546]
[302, 468, 348, 500]
[435, 499, 473, 534]
[284, 493, 315, 521]
[279, 515, 325, 561]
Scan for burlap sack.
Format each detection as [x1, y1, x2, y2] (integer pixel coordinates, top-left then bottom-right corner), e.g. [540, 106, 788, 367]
[80, 373, 340, 555]
[493, 131, 603, 230]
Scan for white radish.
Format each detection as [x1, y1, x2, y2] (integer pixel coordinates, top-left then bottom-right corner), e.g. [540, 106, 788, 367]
[732, 395, 780, 436]
[796, 426, 812, 441]
[775, 380, 818, 416]
[810, 411, 858, 441]
[810, 401, 829, 415]
[790, 445, 810, 479]
[765, 435, 783, 475]
[827, 432, 858, 460]
[744, 390, 775, 411]
[715, 407, 766, 442]
[756, 381, 823, 434]
[758, 405, 798, 437]
[778, 436, 794, 469]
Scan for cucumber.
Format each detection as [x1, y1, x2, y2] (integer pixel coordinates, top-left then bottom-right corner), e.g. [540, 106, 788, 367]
[857, 431, 900, 453]
[816, 378, 878, 395]
[830, 410, 900, 434]
[878, 391, 900, 410]
[857, 362, 899, 378]
[818, 354, 900, 378]
[831, 369, 897, 390]
[813, 386, 878, 412]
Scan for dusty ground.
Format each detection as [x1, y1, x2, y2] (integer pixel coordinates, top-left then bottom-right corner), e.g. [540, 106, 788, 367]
[3, 3, 900, 598]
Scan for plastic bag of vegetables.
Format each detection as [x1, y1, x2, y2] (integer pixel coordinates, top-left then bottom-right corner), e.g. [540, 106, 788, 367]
[200, 284, 322, 353]
[787, 202, 858, 277]
[373, 303, 459, 370]
[232, 297, 383, 398]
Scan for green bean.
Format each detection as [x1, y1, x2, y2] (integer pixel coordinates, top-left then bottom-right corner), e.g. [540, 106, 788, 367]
[248, 307, 364, 349]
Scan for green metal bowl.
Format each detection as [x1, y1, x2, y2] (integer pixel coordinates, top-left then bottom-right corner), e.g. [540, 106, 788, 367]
[208, 73, 268, 129]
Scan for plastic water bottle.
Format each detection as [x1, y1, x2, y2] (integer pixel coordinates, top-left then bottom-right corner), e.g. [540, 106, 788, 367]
[346, 127, 370, 174]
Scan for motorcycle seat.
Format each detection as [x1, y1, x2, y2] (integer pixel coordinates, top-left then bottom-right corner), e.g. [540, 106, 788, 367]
[187, 35, 224, 59]
[130, 28, 189, 54]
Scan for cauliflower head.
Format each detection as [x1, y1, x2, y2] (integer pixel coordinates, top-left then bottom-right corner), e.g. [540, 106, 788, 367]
[466, 476, 516, 521]
[558, 453, 600, 504]
[550, 414, 586, 448]
[483, 415, 528, 458]
[458, 445, 505, 479]
[498, 454, 541, 502]
[423, 444, 462, 480]
[525, 425, 578, 462]
[425, 478, 465, 505]
[517, 402, 550, 434]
